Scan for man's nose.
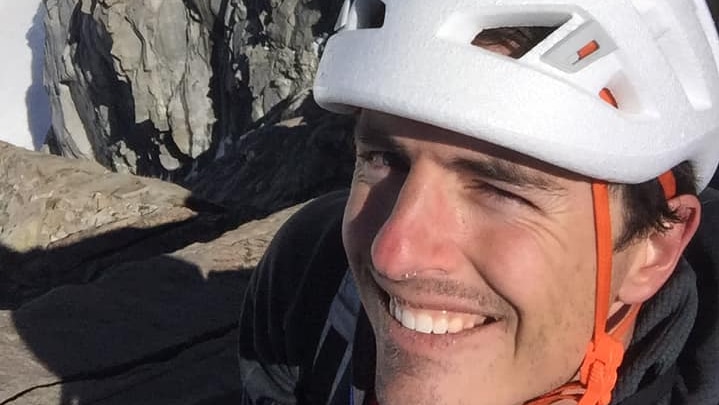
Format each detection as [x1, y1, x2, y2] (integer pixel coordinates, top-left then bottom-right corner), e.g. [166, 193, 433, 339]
[370, 168, 460, 281]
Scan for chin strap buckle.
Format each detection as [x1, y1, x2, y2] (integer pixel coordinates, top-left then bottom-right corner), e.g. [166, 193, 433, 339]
[578, 334, 625, 405]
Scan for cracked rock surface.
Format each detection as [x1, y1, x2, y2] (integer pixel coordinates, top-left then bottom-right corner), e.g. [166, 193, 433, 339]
[0, 142, 305, 404]
[43, 0, 348, 183]
[44, 0, 216, 175]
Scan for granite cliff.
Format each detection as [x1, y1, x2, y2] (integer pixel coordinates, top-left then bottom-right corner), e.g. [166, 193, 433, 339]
[43, 0, 354, 208]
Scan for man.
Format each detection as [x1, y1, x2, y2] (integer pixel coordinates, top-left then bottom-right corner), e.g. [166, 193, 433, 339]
[239, 1, 719, 404]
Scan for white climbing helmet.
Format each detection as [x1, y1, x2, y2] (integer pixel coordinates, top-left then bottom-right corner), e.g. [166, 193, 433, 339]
[314, 0, 719, 190]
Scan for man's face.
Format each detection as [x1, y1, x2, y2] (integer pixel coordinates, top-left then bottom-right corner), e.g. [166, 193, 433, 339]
[342, 110, 637, 405]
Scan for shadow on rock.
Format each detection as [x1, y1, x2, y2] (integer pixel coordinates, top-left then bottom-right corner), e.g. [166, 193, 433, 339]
[0, 211, 261, 404]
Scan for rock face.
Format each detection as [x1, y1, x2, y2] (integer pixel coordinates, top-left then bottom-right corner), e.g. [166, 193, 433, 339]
[43, 0, 350, 186]
[44, 0, 218, 174]
[2, 1, 356, 402]
[0, 141, 306, 404]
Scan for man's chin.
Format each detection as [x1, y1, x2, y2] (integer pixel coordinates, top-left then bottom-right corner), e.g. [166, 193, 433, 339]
[374, 366, 495, 405]
[372, 322, 506, 405]
[371, 309, 530, 405]
[354, 263, 527, 404]
[374, 361, 446, 405]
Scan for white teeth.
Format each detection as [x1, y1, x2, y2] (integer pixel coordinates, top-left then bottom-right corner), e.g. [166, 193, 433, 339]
[415, 313, 433, 334]
[447, 317, 464, 333]
[432, 317, 448, 334]
[389, 296, 494, 335]
[401, 309, 416, 330]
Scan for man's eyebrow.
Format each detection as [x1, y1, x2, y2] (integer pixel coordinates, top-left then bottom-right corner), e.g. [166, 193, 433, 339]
[354, 122, 408, 154]
[449, 156, 566, 193]
[354, 119, 566, 193]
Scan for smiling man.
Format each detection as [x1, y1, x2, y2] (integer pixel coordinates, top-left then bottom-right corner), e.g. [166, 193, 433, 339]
[238, 1, 719, 404]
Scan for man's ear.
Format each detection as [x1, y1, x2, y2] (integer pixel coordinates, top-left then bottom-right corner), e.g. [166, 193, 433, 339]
[617, 194, 701, 304]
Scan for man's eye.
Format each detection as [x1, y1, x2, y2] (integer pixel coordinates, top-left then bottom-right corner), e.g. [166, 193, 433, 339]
[357, 151, 392, 169]
[355, 151, 407, 183]
[471, 181, 532, 207]
[357, 151, 407, 170]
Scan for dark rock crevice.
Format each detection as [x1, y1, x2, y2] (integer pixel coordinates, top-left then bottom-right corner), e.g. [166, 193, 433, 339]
[0, 322, 239, 405]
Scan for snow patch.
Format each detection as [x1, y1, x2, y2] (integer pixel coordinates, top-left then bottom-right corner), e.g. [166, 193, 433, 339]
[0, 0, 51, 150]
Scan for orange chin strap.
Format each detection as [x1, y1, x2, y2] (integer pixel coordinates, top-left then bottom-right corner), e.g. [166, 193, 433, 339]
[527, 85, 678, 405]
[529, 173, 675, 405]
[528, 182, 628, 405]
[576, 181, 627, 405]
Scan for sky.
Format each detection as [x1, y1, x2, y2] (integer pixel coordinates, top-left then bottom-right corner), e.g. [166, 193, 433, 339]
[0, 0, 50, 151]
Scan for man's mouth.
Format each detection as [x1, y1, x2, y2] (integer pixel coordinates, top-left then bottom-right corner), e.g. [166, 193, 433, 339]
[388, 295, 498, 335]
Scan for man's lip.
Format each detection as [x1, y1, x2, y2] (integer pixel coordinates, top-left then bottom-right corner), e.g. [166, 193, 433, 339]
[371, 269, 504, 320]
[382, 292, 507, 352]
[371, 275, 505, 321]
[389, 295, 498, 334]
[382, 292, 502, 322]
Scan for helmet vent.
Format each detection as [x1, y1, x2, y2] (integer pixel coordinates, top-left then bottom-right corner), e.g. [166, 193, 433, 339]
[437, 11, 570, 58]
[337, 0, 386, 31]
[540, 20, 617, 73]
[471, 26, 559, 59]
[357, 0, 385, 29]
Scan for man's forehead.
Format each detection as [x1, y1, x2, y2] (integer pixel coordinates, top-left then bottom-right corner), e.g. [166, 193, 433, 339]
[355, 110, 499, 156]
[355, 110, 580, 192]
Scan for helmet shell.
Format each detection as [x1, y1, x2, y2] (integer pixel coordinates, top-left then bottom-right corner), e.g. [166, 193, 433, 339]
[314, 0, 719, 189]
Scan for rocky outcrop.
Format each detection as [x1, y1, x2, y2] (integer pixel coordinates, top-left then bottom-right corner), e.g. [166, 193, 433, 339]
[0, 141, 306, 404]
[2, 1, 356, 402]
[44, 0, 218, 175]
[43, 0, 349, 185]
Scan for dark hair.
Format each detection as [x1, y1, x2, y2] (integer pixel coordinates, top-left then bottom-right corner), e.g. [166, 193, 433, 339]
[613, 162, 697, 250]
[473, 26, 699, 249]
[471, 26, 556, 58]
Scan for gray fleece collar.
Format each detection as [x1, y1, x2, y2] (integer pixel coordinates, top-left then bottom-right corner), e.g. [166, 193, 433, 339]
[611, 259, 698, 404]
